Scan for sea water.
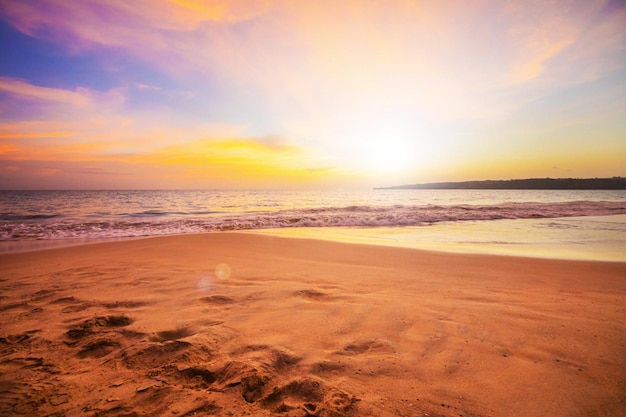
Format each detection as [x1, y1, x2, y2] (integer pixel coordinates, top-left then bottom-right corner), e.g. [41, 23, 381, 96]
[1, 189, 625, 260]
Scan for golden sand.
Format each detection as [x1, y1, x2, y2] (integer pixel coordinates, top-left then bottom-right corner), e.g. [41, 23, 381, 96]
[1, 233, 625, 416]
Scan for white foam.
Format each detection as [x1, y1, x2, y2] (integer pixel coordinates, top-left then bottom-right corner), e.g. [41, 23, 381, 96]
[2, 201, 624, 241]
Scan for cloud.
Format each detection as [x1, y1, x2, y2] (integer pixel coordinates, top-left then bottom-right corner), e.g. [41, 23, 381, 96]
[3, 1, 619, 116]
[0, 77, 126, 124]
[1, 0, 624, 187]
[0, 77, 91, 107]
[502, 0, 614, 85]
[0, 158, 153, 189]
[0, 143, 19, 156]
[131, 136, 308, 169]
[0, 0, 272, 70]
[73, 166, 130, 176]
[134, 83, 161, 91]
[544, 2, 626, 86]
[252, 135, 294, 151]
[120, 135, 337, 185]
[0, 135, 342, 189]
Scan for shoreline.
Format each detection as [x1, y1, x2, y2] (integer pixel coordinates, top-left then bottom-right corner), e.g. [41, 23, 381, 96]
[1, 233, 625, 416]
[3, 230, 625, 264]
[0, 236, 153, 255]
[247, 220, 626, 262]
[3, 213, 625, 262]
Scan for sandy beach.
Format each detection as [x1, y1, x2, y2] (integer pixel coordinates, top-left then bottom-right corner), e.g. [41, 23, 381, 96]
[1, 232, 625, 417]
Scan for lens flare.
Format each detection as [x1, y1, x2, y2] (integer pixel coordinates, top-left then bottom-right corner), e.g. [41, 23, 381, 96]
[215, 263, 231, 280]
[195, 274, 215, 294]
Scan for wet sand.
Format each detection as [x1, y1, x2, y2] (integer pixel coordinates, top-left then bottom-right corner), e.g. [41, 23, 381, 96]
[1, 233, 625, 416]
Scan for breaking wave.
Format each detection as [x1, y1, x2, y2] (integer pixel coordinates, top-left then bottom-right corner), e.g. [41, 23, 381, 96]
[2, 200, 624, 241]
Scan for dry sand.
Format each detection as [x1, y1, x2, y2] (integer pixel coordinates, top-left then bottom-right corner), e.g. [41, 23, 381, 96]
[0, 233, 624, 417]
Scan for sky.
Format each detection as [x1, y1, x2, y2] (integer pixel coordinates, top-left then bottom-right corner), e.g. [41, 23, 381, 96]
[0, 0, 624, 190]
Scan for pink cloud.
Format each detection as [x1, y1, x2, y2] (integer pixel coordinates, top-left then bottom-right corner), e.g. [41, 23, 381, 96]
[0, 77, 91, 107]
[0, 77, 126, 114]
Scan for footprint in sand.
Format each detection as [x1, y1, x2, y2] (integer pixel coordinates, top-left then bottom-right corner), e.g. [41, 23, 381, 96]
[228, 345, 302, 375]
[66, 315, 133, 340]
[254, 377, 359, 416]
[102, 300, 149, 309]
[0, 301, 30, 313]
[64, 314, 142, 361]
[149, 327, 196, 342]
[309, 360, 349, 376]
[76, 339, 121, 359]
[51, 296, 81, 304]
[30, 289, 57, 302]
[294, 289, 333, 301]
[225, 344, 359, 415]
[51, 296, 95, 313]
[122, 340, 212, 371]
[0, 351, 66, 416]
[200, 295, 235, 305]
[337, 339, 396, 356]
[0, 330, 40, 348]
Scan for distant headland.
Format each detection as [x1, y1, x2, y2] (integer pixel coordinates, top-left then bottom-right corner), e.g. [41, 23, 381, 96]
[377, 177, 626, 190]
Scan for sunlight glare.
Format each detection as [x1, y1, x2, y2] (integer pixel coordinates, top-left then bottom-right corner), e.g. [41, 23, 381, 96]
[350, 114, 418, 174]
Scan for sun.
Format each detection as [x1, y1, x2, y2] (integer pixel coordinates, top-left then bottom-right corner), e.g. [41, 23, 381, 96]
[359, 141, 415, 173]
[331, 104, 422, 175]
[351, 116, 419, 174]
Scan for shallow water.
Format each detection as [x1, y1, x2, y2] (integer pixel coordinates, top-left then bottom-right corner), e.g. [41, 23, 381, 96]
[1, 189, 625, 260]
[251, 214, 626, 261]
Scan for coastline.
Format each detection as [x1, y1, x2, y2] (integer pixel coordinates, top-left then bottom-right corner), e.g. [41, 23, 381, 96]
[3, 213, 626, 262]
[1, 233, 625, 416]
[245, 214, 626, 262]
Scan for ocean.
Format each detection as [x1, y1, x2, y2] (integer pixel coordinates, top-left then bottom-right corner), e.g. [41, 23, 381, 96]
[1, 189, 625, 260]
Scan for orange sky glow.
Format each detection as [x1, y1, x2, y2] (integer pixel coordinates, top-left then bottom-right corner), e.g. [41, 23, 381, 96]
[0, 0, 624, 189]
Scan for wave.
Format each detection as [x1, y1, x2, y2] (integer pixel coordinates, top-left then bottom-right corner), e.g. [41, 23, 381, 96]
[1, 201, 624, 241]
[126, 210, 170, 217]
[115, 210, 227, 218]
[0, 213, 62, 221]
